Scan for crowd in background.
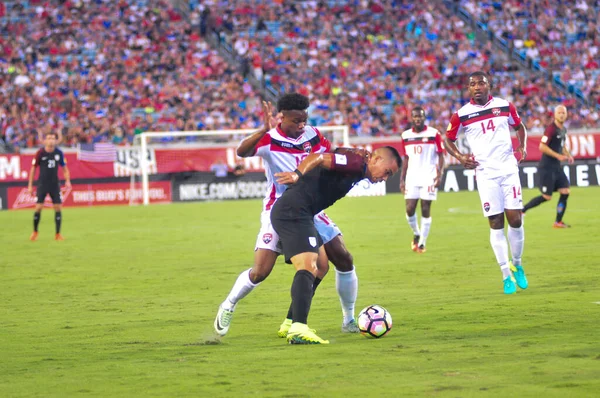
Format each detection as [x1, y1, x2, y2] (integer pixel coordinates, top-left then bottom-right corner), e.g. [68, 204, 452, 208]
[1, 0, 599, 151]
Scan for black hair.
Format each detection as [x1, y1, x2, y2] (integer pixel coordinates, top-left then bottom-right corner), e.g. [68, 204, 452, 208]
[277, 93, 310, 112]
[468, 71, 492, 87]
[382, 146, 402, 168]
[45, 132, 58, 139]
[411, 106, 425, 115]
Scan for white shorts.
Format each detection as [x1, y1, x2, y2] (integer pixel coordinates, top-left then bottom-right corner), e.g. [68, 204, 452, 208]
[255, 210, 342, 253]
[404, 185, 438, 201]
[476, 173, 523, 217]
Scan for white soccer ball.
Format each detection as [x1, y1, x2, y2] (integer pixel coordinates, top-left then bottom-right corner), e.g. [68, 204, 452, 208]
[357, 305, 392, 338]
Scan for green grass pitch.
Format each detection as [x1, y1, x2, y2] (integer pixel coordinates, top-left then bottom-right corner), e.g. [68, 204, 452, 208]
[1, 187, 599, 397]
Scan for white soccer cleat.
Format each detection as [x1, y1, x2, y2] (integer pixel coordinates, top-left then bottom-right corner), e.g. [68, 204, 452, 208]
[214, 303, 236, 336]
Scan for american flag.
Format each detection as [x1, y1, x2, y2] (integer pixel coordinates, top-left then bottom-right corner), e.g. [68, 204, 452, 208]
[78, 142, 117, 162]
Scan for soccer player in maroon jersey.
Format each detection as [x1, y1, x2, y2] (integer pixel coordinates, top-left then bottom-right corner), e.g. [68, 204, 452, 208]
[27, 132, 71, 241]
[271, 146, 401, 343]
[444, 71, 528, 295]
[522, 105, 574, 227]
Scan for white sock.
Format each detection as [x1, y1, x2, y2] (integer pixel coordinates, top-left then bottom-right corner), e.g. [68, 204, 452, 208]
[406, 214, 420, 236]
[490, 228, 511, 279]
[336, 268, 358, 324]
[224, 268, 259, 310]
[419, 217, 432, 246]
[507, 226, 525, 266]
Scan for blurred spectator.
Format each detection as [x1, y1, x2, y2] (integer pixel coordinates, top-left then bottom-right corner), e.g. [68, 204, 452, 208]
[210, 158, 229, 178]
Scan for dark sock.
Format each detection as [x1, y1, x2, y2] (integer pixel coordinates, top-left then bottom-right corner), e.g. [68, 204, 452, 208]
[522, 195, 548, 212]
[556, 194, 569, 222]
[286, 277, 322, 320]
[290, 270, 315, 324]
[55, 212, 62, 234]
[33, 212, 41, 232]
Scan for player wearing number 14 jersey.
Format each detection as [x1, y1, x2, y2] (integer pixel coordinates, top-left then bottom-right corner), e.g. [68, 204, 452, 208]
[444, 71, 529, 295]
[399, 107, 445, 253]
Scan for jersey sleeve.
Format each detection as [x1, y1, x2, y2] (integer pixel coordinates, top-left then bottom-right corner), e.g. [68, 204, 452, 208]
[58, 150, 66, 166]
[508, 102, 522, 127]
[32, 149, 42, 167]
[330, 152, 366, 175]
[252, 134, 271, 157]
[434, 131, 445, 154]
[541, 123, 555, 144]
[314, 127, 332, 152]
[398, 134, 407, 157]
[445, 113, 461, 141]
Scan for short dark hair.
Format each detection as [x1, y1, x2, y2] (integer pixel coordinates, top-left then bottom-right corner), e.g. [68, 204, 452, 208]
[382, 146, 402, 168]
[411, 106, 425, 115]
[469, 71, 489, 80]
[277, 93, 310, 112]
[45, 132, 58, 139]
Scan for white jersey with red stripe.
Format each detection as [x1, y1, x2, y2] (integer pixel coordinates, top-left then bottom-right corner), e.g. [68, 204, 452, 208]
[400, 126, 444, 186]
[446, 96, 522, 179]
[254, 125, 332, 211]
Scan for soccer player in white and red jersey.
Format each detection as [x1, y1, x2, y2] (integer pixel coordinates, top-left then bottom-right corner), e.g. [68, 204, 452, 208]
[399, 107, 445, 253]
[444, 71, 528, 295]
[214, 93, 360, 337]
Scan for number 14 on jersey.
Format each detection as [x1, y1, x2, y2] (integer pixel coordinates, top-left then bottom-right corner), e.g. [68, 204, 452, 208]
[481, 119, 496, 134]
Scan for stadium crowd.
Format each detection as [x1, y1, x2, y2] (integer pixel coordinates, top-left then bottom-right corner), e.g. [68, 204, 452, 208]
[0, 0, 599, 151]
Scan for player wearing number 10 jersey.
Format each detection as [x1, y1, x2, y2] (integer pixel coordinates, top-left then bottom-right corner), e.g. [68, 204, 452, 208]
[444, 71, 529, 295]
[214, 93, 360, 338]
[399, 107, 445, 254]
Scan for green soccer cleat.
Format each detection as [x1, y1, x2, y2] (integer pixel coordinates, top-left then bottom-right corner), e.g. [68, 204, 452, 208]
[214, 303, 236, 336]
[503, 276, 517, 295]
[341, 319, 360, 333]
[277, 318, 292, 338]
[287, 323, 329, 345]
[513, 265, 528, 289]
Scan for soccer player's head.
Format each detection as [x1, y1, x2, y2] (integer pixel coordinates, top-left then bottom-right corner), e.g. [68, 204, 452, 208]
[277, 93, 309, 136]
[411, 107, 426, 130]
[468, 71, 491, 103]
[554, 105, 568, 123]
[365, 146, 401, 183]
[44, 132, 58, 149]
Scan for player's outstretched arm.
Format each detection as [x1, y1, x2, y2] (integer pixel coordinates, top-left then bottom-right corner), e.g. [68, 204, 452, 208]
[275, 153, 331, 184]
[443, 137, 479, 169]
[236, 101, 280, 157]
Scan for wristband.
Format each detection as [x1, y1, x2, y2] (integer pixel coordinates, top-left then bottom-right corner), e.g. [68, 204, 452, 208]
[293, 169, 303, 179]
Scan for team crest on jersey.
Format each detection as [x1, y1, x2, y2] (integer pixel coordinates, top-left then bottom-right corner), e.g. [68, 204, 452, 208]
[483, 202, 491, 212]
[302, 141, 312, 153]
[55, 154, 60, 161]
[308, 237, 317, 247]
[262, 233, 273, 244]
[492, 108, 501, 116]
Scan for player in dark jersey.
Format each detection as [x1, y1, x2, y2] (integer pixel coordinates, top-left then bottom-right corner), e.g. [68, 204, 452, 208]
[27, 132, 71, 241]
[522, 105, 574, 228]
[270, 146, 401, 344]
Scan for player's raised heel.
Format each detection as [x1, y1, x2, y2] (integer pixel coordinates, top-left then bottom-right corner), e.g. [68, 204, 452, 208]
[278, 318, 292, 338]
[417, 244, 426, 254]
[411, 235, 420, 252]
[341, 319, 360, 333]
[287, 322, 329, 345]
[30, 232, 38, 241]
[503, 276, 517, 294]
[214, 303, 236, 336]
[512, 265, 528, 289]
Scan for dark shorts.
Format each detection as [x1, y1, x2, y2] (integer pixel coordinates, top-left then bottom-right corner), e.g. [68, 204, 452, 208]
[538, 167, 569, 195]
[270, 209, 323, 264]
[37, 185, 62, 204]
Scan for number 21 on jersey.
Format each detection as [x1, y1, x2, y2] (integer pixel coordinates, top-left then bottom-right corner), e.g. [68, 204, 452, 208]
[480, 119, 496, 134]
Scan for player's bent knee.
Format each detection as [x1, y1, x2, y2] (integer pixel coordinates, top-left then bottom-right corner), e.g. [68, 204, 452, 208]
[291, 252, 318, 275]
[542, 194, 552, 201]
